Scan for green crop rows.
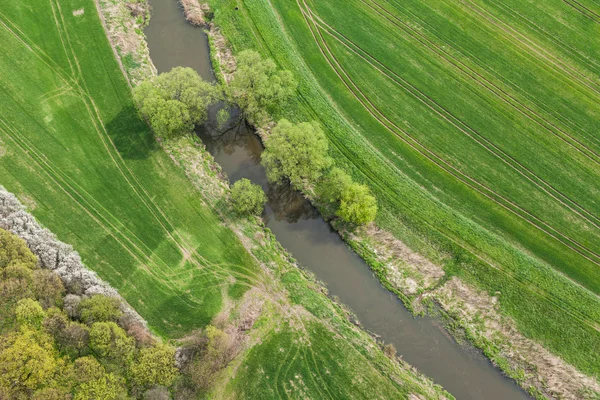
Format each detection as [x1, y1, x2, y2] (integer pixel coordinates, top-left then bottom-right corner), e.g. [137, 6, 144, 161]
[208, 0, 600, 377]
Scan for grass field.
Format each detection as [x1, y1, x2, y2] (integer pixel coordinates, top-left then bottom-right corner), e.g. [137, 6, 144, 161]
[0, 0, 452, 396]
[0, 0, 272, 337]
[207, 0, 600, 378]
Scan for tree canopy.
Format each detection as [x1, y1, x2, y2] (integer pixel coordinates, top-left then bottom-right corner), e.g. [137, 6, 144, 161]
[229, 50, 297, 124]
[261, 119, 332, 186]
[230, 178, 267, 216]
[134, 67, 219, 138]
[79, 294, 122, 324]
[337, 182, 378, 225]
[0, 228, 182, 399]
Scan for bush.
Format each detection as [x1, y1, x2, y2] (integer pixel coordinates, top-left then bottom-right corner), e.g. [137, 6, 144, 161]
[230, 179, 267, 216]
[337, 183, 378, 225]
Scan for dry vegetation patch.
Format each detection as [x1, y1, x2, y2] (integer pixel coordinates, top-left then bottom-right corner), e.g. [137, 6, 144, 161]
[208, 25, 237, 83]
[180, 0, 209, 26]
[96, 0, 156, 85]
[434, 277, 600, 399]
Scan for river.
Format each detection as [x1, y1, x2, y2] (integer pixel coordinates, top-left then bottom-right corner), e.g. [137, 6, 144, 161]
[144, 1, 530, 399]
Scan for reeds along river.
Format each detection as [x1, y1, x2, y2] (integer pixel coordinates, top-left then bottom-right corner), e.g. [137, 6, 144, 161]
[144, 1, 530, 398]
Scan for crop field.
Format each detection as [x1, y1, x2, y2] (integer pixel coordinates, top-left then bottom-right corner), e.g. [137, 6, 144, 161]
[0, 0, 266, 337]
[208, 0, 600, 377]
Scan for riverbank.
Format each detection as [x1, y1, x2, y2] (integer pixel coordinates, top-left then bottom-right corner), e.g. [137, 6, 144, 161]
[96, 0, 453, 397]
[200, 1, 600, 399]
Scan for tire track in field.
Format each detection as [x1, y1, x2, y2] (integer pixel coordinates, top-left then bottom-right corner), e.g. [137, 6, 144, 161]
[564, 0, 600, 24]
[458, 0, 600, 95]
[360, 0, 600, 166]
[298, 0, 600, 332]
[385, 0, 600, 147]
[1, 5, 259, 287]
[0, 115, 236, 301]
[49, 0, 260, 284]
[270, 0, 600, 312]
[454, 0, 600, 143]
[484, 0, 600, 76]
[310, 14, 600, 233]
[299, 0, 600, 268]
[0, 118, 215, 307]
[263, 0, 600, 333]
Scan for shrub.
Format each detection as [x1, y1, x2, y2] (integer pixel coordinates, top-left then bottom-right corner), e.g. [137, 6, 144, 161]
[337, 183, 378, 225]
[230, 179, 267, 216]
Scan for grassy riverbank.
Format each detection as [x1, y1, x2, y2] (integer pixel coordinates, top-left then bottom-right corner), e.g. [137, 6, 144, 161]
[206, 0, 600, 385]
[0, 0, 451, 397]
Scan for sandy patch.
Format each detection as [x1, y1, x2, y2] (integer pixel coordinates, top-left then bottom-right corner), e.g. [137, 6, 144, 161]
[73, 8, 84, 16]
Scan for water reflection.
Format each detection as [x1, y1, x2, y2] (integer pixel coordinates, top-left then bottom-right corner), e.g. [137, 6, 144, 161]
[198, 117, 319, 224]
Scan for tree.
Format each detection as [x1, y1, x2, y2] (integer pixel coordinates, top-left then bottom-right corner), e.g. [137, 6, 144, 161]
[134, 67, 219, 138]
[230, 179, 267, 216]
[79, 294, 122, 324]
[15, 298, 46, 328]
[336, 183, 378, 225]
[317, 167, 353, 204]
[0, 229, 37, 269]
[74, 356, 105, 384]
[0, 329, 58, 397]
[89, 322, 135, 362]
[32, 269, 65, 309]
[129, 344, 178, 389]
[74, 373, 126, 400]
[32, 387, 69, 400]
[229, 50, 297, 124]
[261, 119, 332, 186]
[188, 326, 237, 391]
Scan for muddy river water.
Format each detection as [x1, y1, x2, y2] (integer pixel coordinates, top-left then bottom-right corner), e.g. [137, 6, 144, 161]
[145, 2, 530, 398]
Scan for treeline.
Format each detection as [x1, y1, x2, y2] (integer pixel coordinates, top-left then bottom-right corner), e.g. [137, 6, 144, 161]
[0, 228, 178, 399]
[0, 227, 241, 400]
[133, 50, 377, 225]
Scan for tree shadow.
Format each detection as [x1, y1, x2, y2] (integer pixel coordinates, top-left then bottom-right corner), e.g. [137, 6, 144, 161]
[104, 106, 158, 160]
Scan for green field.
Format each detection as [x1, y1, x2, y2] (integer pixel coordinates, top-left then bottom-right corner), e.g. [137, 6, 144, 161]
[207, 0, 600, 377]
[0, 0, 266, 337]
[0, 0, 450, 397]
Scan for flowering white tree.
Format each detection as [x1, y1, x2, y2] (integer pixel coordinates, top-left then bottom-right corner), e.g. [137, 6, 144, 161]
[0, 186, 146, 328]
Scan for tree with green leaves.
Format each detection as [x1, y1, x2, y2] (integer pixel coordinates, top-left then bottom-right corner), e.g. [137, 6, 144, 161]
[317, 167, 353, 204]
[79, 294, 122, 324]
[0, 329, 59, 397]
[230, 179, 267, 216]
[337, 182, 378, 225]
[261, 119, 332, 186]
[129, 344, 178, 390]
[89, 322, 135, 362]
[0, 229, 37, 269]
[229, 50, 297, 124]
[74, 372, 126, 400]
[134, 67, 219, 138]
[32, 269, 65, 309]
[15, 298, 46, 328]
